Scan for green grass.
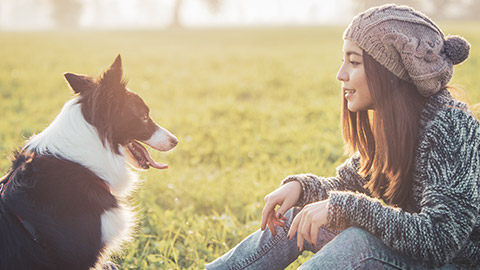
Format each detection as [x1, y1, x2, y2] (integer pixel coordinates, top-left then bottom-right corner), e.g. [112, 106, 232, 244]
[0, 24, 479, 269]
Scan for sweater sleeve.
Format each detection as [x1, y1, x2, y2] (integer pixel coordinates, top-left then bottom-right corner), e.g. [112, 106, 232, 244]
[282, 152, 368, 207]
[327, 109, 480, 268]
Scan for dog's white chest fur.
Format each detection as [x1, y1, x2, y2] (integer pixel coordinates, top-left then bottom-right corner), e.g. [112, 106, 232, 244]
[101, 205, 133, 250]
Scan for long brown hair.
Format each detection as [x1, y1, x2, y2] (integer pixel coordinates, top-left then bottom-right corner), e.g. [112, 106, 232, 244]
[341, 52, 428, 209]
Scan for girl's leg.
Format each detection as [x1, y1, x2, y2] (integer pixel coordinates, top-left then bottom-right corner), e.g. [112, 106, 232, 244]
[205, 208, 339, 270]
[298, 227, 458, 270]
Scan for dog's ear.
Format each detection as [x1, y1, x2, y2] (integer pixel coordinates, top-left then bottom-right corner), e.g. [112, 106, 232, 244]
[64, 73, 96, 94]
[100, 54, 123, 85]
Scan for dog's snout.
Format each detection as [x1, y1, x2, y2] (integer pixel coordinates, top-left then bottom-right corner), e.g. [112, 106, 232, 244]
[170, 137, 178, 148]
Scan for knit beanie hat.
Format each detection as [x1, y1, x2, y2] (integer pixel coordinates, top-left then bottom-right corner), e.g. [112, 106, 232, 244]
[344, 4, 471, 97]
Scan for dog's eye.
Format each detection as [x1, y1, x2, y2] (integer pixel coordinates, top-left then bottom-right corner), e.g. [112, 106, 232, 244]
[142, 114, 149, 123]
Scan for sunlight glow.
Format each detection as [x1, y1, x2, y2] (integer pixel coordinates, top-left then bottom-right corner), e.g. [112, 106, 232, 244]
[0, 0, 351, 30]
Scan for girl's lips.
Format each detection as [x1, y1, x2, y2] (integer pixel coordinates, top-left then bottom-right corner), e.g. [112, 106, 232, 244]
[344, 88, 356, 99]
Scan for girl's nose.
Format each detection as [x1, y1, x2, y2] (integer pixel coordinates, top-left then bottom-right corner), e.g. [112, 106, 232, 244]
[336, 65, 348, 82]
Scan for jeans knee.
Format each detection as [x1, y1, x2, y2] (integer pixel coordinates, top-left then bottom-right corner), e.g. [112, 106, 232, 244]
[332, 227, 379, 255]
[338, 227, 372, 243]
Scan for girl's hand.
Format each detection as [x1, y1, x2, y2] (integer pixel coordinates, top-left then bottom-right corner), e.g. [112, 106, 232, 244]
[287, 199, 329, 251]
[261, 181, 302, 236]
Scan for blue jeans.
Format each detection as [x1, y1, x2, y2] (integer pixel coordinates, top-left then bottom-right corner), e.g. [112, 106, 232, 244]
[205, 208, 457, 270]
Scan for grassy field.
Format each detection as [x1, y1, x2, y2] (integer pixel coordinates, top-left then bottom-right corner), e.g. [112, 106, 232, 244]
[0, 24, 479, 269]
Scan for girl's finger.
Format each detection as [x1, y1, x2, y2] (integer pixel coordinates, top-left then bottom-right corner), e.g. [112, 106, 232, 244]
[261, 201, 276, 230]
[297, 212, 310, 250]
[310, 222, 319, 247]
[288, 211, 301, 240]
[275, 199, 292, 219]
[266, 211, 277, 236]
[272, 214, 286, 227]
[296, 230, 305, 252]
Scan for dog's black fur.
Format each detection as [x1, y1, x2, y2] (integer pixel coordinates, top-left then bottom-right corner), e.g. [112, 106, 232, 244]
[0, 153, 117, 269]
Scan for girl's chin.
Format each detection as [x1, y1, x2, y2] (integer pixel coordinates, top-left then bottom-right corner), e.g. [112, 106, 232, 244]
[347, 102, 359, 112]
[347, 103, 373, 112]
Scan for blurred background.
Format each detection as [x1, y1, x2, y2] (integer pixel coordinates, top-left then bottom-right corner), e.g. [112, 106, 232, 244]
[1, 0, 479, 31]
[1, 1, 479, 269]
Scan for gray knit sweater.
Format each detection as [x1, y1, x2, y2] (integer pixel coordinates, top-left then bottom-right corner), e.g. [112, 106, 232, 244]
[283, 89, 480, 269]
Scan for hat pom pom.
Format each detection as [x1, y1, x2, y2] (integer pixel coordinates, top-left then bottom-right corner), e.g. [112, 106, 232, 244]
[444, 35, 470, 65]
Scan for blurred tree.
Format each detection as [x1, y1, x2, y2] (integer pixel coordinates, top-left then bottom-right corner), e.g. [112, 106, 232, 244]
[170, 0, 223, 28]
[353, 0, 422, 13]
[352, 0, 471, 20]
[204, 0, 222, 14]
[429, 0, 456, 19]
[467, 0, 480, 20]
[49, 0, 83, 29]
[170, 0, 184, 28]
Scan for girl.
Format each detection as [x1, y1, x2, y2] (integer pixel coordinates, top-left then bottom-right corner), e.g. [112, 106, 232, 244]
[206, 4, 478, 270]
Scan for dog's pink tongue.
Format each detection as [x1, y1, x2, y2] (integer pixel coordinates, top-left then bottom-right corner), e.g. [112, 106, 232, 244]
[135, 141, 168, 169]
[147, 155, 168, 170]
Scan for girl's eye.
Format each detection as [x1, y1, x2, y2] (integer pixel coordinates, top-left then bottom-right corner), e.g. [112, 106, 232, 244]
[350, 61, 361, 66]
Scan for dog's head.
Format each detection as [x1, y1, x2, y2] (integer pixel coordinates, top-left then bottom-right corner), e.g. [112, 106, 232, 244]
[63, 55, 177, 170]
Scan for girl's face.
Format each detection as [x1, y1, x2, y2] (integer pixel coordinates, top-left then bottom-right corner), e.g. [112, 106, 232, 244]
[337, 40, 374, 112]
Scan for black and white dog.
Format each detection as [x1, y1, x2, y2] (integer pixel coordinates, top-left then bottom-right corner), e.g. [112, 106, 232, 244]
[0, 55, 177, 269]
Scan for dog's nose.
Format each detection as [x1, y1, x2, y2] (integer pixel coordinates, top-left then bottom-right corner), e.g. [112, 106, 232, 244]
[170, 137, 178, 148]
